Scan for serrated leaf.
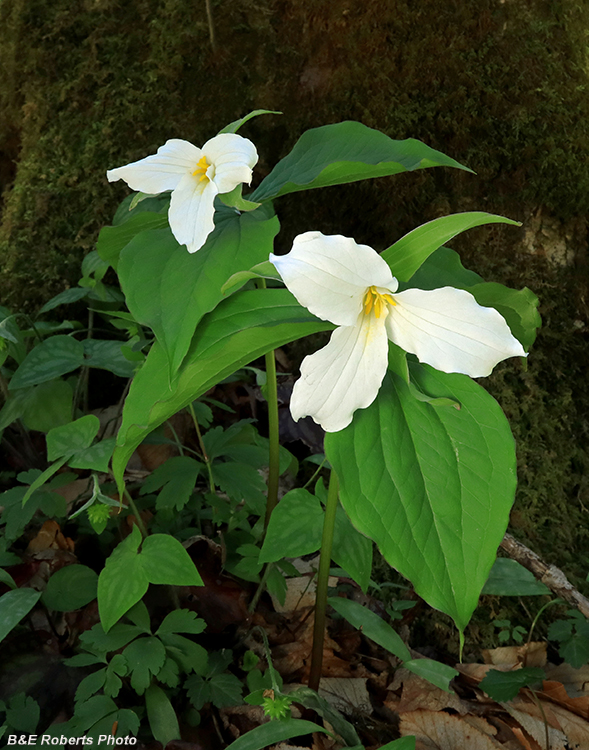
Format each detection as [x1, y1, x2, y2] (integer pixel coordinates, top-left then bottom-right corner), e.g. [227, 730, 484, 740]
[140, 456, 201, 512]
[559, 633, 589, 668]
[6, 693, 40, 733]
[157, 656, 181, 688]
[123, 636, 167, 694]
[479, 667, 544, 701]
[326, 364, 518, 633]
[156, 609, 206, 636]
[75, 668, 107, 704]
[185, 674, 212, 710]
[160, 633, 208, 675]
[212, 461, 266, 511]
[80, 623, 144, 653]
[209, 673, 243, 708]
[9, 336, 85, 390]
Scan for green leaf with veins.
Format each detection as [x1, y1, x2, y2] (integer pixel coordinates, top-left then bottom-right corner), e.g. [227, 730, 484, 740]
[123, 636, 167, 694]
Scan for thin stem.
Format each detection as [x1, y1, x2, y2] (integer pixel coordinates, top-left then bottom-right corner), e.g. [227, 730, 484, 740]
[248, 562, 273, 614]
[204, 0, 217, 53]
[308, 470, 339, 692]
[187, 402, 215, 493]
[302, 457, 327, 490]
[124, 489, 148, 539]
[255, 278, 281, 530]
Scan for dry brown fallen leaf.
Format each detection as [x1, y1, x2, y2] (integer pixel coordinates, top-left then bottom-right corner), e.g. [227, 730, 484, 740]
[27, 519, 75, 553]
[539, 680, 589, 720]
[481, 642, 547, 668]
[399, 709, 504, 749]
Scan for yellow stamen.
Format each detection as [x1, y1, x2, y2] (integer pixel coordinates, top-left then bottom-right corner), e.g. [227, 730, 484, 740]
[192, 155, 210, 182]
[363, 286, 396, 318]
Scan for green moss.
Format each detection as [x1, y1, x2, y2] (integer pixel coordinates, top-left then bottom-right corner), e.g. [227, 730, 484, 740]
[1, 0, 589, 585]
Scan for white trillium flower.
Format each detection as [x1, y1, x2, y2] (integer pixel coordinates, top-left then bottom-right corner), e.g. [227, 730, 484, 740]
[106, 134, 258, 254]
[270, 231, 527, 433]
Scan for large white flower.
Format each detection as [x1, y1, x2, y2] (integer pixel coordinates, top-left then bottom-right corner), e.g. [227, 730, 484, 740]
[270, 231, 527, 432]
[107, 134, 258, 253]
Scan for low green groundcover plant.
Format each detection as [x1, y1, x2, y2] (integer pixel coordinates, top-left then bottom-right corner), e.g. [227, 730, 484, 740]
[0, 111, 550, 747]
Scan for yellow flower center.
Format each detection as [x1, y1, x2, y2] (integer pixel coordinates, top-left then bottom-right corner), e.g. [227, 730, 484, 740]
[192, 155, 210, 182]
[363, 286, 396, 318]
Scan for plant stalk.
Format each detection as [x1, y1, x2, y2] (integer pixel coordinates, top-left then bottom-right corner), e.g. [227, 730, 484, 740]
[263, 345, 280, 529]
[308, 470, 339, 691]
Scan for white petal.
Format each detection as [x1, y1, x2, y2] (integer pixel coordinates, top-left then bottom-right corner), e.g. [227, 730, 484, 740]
[203, 133, 258, 194]
[169, 172, 219, 253]
[291, 312, 389, 432]
[270, 232, 398, 327]
[106, 139, 201, 193]
[386, 287, 527, 377]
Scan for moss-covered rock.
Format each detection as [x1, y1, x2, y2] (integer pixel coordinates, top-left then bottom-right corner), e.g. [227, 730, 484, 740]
[1, 0, 588, 588]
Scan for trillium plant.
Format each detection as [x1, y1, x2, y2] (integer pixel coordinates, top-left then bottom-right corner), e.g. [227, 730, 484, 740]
[89, 110, 538, 715]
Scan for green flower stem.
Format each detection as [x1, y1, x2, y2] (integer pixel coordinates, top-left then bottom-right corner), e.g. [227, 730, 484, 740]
[255, 278, 281, 530]
[308, 470, 339, 692]
[263, 346, 280, 529]
[187, 402, 215, 493]
[124, 489, 148, 539]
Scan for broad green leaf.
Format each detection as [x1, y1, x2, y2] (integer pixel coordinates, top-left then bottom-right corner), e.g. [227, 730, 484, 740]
[156, 609, 206, 636]
[46, 414, 100, 461]
[118, 205, 280, 374]
[380, 740, 416, 750]
[112, 289, 332, 497]
[145, 683, 180, 746]
[0, 568, 16, 589]
[332, 506, 373, 594]
[287, 687, 361, 747]
[21, 379, 73, 433]
[221, 260, 282, 296]
[479, 667, 544, 701]
[38, 287, 89, 314]
[325, 364, 518, 633]
[0, 588, 41, 642]
[259, 488, 323, 563]
[68, 437, 116, 472]
[381, 212, 519, 282]
[218, 184, 261, 211]
[224, 719, 327, 750]
[83, 339, 138, 378]
[465, 282, 541, 351]
[125, 599, 152, 631]
[404, 247, 541, 351]
[98, 527, 203, 631]
[123, 636, 167, 694]
[218, 109, 282, 134]
[42, 565, 98, 611]
[405, 245, 484, 290]
[327, 596, 411, 662]
[113, 193, 169, 225]
[250, 121, 471, 202]
[9, 336, 84, 390]
[482, 558, 550, 596]
[139, 534, 204, 586]
[96, 212, 168, 270]
[22, 457, 68, 506]
[403, 659, 458, 693]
